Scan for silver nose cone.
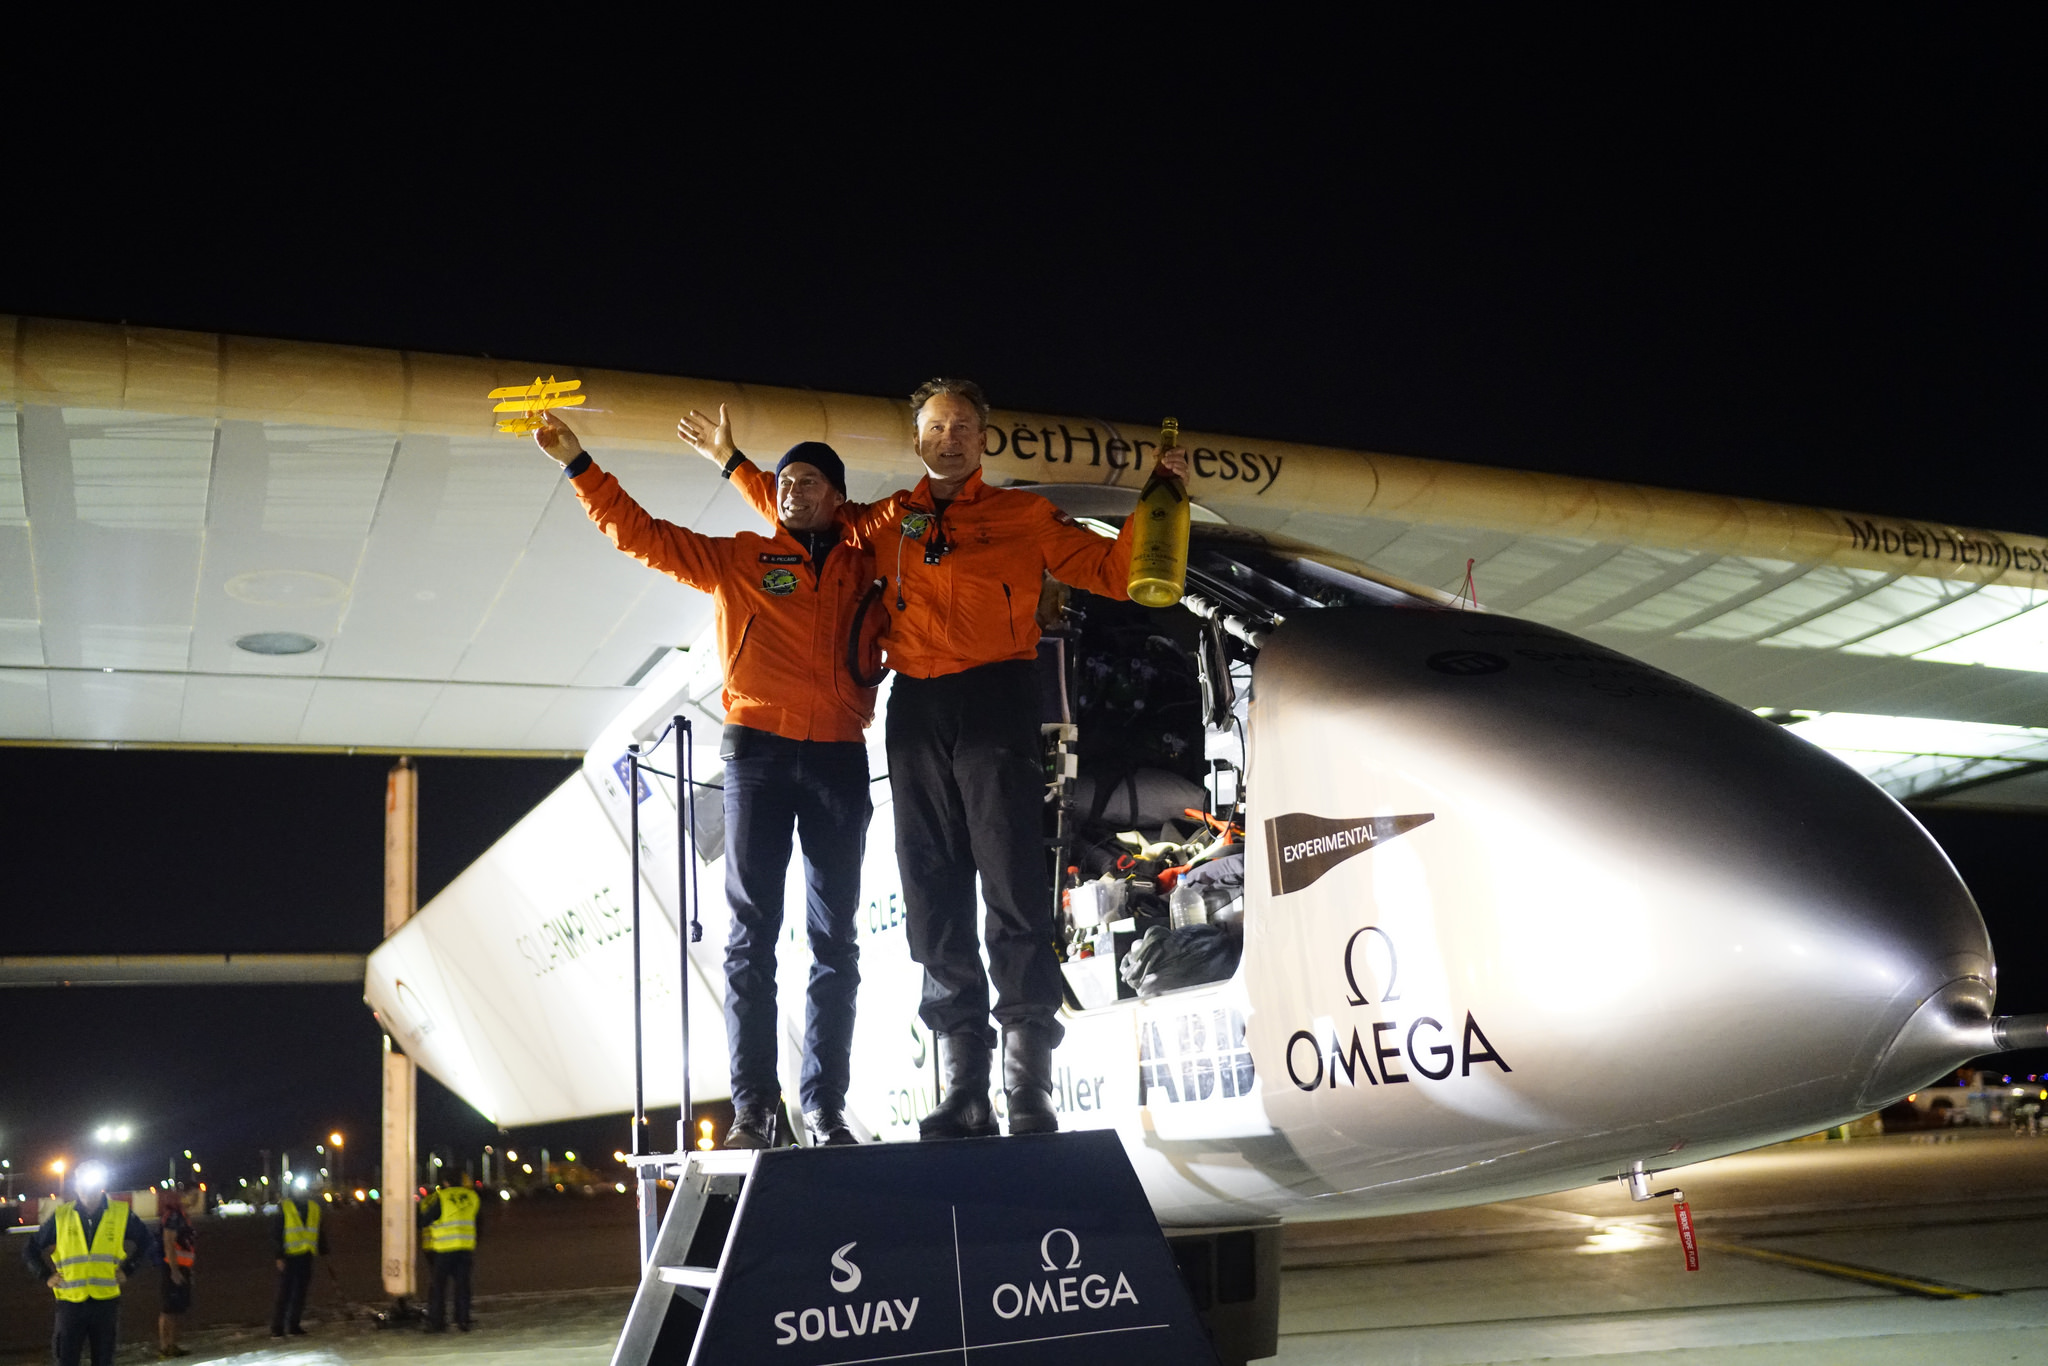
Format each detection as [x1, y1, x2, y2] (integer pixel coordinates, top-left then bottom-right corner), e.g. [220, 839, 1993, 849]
[1857, 978, 1998, 1111]
[1246, 607, 1996, 1180]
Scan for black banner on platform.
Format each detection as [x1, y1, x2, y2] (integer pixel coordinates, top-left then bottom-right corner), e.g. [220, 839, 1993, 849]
[687, 1131, 1217, 1365]
[1263, 811, 1434, 896]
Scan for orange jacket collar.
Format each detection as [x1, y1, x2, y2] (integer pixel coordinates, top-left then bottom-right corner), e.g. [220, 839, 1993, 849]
[905, 467, 990, 510]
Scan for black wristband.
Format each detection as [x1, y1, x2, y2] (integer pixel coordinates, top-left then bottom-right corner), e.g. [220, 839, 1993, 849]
[562, 452, 593, 479]
[720, 449, 747, 479]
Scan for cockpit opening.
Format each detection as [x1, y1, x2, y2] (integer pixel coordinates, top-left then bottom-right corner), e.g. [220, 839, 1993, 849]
[1031, 519, 1448, 1012]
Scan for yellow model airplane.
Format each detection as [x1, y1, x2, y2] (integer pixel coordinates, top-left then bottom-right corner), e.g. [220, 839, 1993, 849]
[488, 375, 585, 433]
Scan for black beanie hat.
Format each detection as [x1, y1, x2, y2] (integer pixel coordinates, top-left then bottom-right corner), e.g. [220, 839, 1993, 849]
[776, 441, 847, 496]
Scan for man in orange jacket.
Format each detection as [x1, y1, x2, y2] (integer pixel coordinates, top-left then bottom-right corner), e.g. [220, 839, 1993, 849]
[537, 413, 880, 1148]
[682, 382, 1187, 1140]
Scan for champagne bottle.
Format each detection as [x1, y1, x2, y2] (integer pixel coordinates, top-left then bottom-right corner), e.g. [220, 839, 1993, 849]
[1127, 417, 1191, 608]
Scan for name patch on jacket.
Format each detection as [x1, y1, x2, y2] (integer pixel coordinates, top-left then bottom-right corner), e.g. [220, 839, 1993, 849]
[761, 567, 800, 596]
[759, 554, 803, 564]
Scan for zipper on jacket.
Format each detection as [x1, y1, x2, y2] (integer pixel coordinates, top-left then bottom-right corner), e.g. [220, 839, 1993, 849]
[1002, 583, 1015, 644]
[732, 615, 756, 671]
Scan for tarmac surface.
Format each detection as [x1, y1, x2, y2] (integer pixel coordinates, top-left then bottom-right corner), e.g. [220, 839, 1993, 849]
[4, 1130, 2043, 1364]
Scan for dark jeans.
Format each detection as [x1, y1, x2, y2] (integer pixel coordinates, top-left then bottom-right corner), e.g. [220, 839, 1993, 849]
[51, 1297, 119, 1366]
[887, 661, 1064, 1049]
[721, 729, 872, 1112]
[426, 1250, 473, 1328]
[270, 1255, 312, 1333]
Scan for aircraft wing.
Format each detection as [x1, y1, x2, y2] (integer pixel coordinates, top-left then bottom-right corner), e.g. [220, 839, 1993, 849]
[4, 315, 2046, 810]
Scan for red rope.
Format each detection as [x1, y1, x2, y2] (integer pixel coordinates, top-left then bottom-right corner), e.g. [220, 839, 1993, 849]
[1459, 558, 1480, 610]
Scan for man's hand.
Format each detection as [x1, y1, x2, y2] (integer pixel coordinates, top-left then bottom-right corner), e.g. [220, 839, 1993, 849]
[677, 404, 736, 468]
[1156, 446, 1192, 487]
[534, 412, 584, 467]
[276, 1258, 286, 1272]
[46, 1273, 61, 1290]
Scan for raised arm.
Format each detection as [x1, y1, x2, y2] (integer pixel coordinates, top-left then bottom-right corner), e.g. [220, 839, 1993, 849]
[679, 405, 780, 528]
[537, 414, 724, 591]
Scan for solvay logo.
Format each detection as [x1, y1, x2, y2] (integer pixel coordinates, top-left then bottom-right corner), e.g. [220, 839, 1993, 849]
[830, 1242, 861, 1294]
[774, 1241, 918, 1346]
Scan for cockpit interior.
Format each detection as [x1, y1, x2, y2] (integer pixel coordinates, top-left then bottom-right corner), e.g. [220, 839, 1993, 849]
[1029, 504, 1446, 1012]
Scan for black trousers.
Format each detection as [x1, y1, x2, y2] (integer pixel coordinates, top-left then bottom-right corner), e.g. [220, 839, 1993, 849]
[270, 1255, 313, 1333]
[51, 1297, 119, 1366]
[887, 661, 1063, 1049]
[721, 730, 872, 1112]
[426, 1249, 473, 1328]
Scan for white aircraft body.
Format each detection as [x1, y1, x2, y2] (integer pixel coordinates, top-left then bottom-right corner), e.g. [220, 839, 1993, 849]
[13, 318, 2047, 1360]
[365, 505, 2035, 1229]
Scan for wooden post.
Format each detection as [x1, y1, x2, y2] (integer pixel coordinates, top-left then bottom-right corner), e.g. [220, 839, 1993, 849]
[381, 758, 419, 1302]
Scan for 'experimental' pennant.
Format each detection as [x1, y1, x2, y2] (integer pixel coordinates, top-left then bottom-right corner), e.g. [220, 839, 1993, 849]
[1263, 812, 1433, 896]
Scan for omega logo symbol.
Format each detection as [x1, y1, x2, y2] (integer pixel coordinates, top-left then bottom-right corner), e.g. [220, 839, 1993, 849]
[1039, 1229, 1081, 1272]
[830, 1242, 861, 1293]
[993, 1230, 1138, 1320]
[1342, 926, 1399, 1007]
[1284, 926, 1512, 1092]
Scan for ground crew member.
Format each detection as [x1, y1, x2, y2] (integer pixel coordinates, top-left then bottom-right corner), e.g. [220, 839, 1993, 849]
[21, 1160, 146, 1366]
[268, 1183, 328, 1337]
[688, 381, 1189, 1139]
[156, 1183, 196, 1359]
[537, 413, 881, 1149]
[418, 1173, 481, 1333]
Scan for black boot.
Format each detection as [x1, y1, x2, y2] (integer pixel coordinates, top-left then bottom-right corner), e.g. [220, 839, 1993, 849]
[723, 1100, 779, 1149]
[804, 1108, 859, 1146]
[1003, 1027, 1060, 1135]
[919, 1033, 998, 1140]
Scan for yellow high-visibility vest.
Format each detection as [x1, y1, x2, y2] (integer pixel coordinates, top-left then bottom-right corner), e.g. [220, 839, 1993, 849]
[50, 1200, 129, 1302]
[422, 1187, 479, 1253]
[281, 1199, 321, 1257]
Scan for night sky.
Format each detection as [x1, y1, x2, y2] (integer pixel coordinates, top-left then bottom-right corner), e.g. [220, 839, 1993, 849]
[4, 24, 2045, 1192]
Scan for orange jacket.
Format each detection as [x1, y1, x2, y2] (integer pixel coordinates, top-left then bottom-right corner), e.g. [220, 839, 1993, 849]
[572, 461, 880, 743]
[732, 461, 1138, 680]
